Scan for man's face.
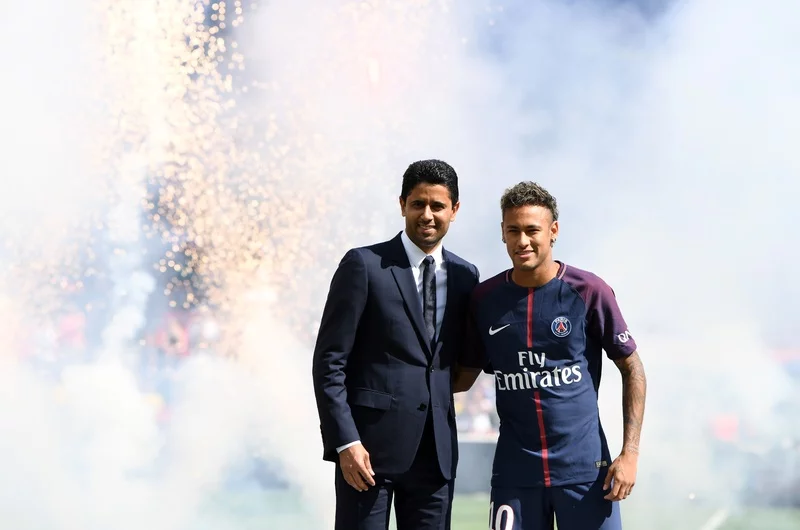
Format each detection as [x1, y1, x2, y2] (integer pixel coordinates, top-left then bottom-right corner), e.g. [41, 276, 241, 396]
[502, 205, 558, 271]
[400, 183, 459, 251]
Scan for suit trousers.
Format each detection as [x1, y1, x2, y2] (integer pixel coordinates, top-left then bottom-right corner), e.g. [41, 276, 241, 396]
[334, 412, 454, 530]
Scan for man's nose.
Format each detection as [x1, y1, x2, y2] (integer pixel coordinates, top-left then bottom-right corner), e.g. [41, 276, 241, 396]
[518, 233, 530, 247]
[420, 206, 433, 221]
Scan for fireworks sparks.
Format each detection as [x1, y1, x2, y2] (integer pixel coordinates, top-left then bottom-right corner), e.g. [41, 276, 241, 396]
[92, 0, 270, 344]
[0, 0, 466, 355]
[0, 3, 479, 527]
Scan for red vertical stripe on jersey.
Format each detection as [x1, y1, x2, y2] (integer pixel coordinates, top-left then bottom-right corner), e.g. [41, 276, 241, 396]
[526, 289, 534, 348]
[528, 289, 551, 487]
[534, 391, 551, 486]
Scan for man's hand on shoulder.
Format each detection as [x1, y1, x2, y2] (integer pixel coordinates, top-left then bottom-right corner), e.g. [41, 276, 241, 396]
[603, 449, 638, 501]
[339, 442, 376, 492]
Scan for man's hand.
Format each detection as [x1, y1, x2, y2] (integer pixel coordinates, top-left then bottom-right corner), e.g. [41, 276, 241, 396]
[339, 443, 376, 492]
[603, 450, 638, 501]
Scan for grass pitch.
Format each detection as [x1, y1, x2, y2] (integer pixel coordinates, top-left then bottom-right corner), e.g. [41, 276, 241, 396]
[196, 486, 800, 529]
[450, 494, 800, 530]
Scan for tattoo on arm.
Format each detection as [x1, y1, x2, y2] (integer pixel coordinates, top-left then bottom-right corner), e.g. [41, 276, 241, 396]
[614, 351, 647, 455]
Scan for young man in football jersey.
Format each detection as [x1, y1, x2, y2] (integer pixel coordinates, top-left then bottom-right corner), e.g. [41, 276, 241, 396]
[455, 181, 647, 530]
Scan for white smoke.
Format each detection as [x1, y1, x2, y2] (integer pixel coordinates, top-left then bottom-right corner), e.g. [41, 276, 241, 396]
[0, 0, 327, 528]
[241, 0, 800, 522]
[1, 0, 798, 529]
[0, 1, 103, 233]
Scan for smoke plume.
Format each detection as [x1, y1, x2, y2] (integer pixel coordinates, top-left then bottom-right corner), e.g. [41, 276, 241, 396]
[0, 0, 797, 529]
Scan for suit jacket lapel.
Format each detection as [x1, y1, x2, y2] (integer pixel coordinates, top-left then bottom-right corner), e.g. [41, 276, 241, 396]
[435, 249, 459, 356]
[388, 234, 432, 356]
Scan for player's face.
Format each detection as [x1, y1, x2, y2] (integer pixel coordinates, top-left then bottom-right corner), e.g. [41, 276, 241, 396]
[502, 205, 558, 271]
[400, 183, 459, 252]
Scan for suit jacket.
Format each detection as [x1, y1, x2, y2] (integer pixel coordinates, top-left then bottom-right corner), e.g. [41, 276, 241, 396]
[312, 232, 480, 480]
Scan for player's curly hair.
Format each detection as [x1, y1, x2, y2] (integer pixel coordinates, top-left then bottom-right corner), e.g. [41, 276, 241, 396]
[500, 181, 559, 221]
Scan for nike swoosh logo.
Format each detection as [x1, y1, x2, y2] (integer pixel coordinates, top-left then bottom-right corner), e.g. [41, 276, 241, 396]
[488, 324, 510, 336]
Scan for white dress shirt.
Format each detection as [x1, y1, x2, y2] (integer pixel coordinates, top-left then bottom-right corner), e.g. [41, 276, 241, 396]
[399, 230, 447, 339]
[336, 231, 448, 453]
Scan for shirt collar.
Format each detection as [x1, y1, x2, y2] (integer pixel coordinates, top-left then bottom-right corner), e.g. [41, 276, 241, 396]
[400, 230, 444, 268]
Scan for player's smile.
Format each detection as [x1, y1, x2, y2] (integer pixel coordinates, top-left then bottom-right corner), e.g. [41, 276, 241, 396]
[502, 204, 560, 281]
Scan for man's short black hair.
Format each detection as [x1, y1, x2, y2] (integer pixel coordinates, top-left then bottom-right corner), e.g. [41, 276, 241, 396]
[400, 159, 459, 205]
[500, 181, 559, 221]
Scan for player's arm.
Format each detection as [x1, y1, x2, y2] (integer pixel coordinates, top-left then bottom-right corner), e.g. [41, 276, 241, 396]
[453, 367, 482, 393]
[590, 280, 646, 452]
[613, 350, 647, 456]
[588, 277, 645, 500]
[453, 291, 488, 393]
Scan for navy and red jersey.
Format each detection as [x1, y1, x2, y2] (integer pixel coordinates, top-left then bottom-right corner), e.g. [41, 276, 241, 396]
[461, 262, 637, 488]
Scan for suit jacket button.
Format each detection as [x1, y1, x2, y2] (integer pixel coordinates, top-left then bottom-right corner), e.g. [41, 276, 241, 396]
[418, 403, 427, 411]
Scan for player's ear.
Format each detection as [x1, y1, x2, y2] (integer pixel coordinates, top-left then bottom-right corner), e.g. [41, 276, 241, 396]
[500, 221, 505, 243]
[399, 196, 406, 217]
[550, 220, 559, 246]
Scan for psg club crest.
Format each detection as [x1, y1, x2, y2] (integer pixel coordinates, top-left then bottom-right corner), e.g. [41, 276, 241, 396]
[551, 316, 571, 338]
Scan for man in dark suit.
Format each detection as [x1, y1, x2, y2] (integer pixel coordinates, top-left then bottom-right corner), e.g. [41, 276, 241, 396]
[312, 159, 480, 530]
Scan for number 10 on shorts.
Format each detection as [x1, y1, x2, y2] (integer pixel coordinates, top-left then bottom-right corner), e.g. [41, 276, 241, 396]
[490, 501, 515, 530]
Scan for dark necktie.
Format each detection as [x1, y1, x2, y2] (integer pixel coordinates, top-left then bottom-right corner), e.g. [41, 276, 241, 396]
[422, 255, 437, 342]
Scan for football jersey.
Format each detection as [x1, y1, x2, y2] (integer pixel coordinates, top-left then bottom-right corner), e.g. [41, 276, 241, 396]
[461, 262, 637, 488]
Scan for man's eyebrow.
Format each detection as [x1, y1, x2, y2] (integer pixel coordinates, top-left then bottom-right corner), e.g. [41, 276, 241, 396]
[505, 223, 542, 229]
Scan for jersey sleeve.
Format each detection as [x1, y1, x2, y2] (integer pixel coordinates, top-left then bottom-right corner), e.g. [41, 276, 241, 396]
[459, 295, 490, 371]
[588, 280, 637, 360]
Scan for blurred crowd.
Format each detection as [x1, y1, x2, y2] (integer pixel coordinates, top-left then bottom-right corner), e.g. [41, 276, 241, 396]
[20, 292, 800, 447]
[454, 375, 500, 438]
[14, 298, 222, 424]
[13, 292, 503, 437]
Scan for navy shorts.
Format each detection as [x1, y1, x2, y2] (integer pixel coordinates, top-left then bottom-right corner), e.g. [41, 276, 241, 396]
[489, 478, 621, 530]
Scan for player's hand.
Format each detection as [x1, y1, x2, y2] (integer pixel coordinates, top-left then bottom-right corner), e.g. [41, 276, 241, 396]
[339, 443, 376, 492]
[603, 450, 638, 501]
